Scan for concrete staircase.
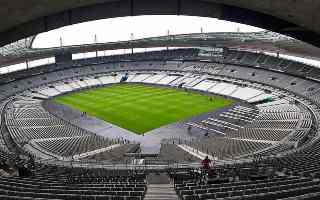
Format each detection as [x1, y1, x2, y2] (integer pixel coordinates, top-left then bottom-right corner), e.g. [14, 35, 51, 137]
[144, 173, 179, 200]
[144, 184, 178, 200]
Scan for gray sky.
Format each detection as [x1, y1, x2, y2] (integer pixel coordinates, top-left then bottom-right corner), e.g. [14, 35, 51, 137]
[33, 15, 263, 48]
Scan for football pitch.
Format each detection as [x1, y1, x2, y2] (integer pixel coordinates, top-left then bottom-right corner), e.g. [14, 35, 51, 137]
[53, 83, 234, 134]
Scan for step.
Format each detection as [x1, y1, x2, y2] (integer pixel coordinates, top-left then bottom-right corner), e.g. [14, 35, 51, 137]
[147, 173, 171, 184]
[145, 184, 179, 200]
[144, 196, 178, 200]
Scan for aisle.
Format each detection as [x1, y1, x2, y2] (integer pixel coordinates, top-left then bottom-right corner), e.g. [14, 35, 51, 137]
[145, 173, 179, 200]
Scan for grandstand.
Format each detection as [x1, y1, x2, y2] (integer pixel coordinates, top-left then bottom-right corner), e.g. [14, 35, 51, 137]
[0, 46, 318, 199]
[0, 1, 320, 199]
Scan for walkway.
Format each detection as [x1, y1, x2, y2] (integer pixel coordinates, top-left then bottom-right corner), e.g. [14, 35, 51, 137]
[73, 143, 121, 160]
[145, 184, 178, 200]
[177, 144, 216, 160]
[145, 173, 178, 200]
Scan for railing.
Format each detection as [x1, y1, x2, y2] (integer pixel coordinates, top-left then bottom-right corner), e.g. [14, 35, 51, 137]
[38, 158, 201, 170]
[37, 153, 261, 171]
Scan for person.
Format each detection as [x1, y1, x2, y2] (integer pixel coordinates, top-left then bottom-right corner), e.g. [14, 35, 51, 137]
[28, 154, 35, 167]
[201, 156, 211, 171]
[201, 156, 216, 178]
[187, 125, 192, 132]
[204, 130, 209, 137]
[27, 154, 35, 176]
[18, 164, 30, 177]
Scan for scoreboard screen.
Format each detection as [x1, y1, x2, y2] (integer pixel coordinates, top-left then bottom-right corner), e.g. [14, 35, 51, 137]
[198, 48, 224, 58]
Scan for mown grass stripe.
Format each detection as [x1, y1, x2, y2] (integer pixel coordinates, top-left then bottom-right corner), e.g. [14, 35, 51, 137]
[54, 83, 234, 134]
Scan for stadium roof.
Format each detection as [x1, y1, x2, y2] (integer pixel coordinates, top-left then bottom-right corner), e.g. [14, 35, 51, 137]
[1, 31, 320, 67]
[0, 0, 319, 48]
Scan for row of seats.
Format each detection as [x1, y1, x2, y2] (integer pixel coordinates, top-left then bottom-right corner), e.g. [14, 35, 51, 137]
[4, 97, 128, 160]
[0, 163, 147, 200]
[174, 172, 320, 200]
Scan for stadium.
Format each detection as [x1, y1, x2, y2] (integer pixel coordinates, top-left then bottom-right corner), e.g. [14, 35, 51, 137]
[0, 1, 320, 200]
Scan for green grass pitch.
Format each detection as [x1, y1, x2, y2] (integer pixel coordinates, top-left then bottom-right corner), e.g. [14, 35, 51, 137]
[53, 83, 234, 134]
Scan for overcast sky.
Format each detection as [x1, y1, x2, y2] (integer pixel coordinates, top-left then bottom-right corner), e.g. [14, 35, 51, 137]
[30, 15, 320, 67]
[33, 15, 264, 48]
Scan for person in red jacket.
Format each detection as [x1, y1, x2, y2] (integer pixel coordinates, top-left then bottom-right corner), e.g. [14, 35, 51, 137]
[201, 156, 211, 170]
[201, 156, 216, 178]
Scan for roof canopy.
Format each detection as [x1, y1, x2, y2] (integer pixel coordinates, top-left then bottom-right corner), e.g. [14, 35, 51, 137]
[0, 0, 319, 47]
